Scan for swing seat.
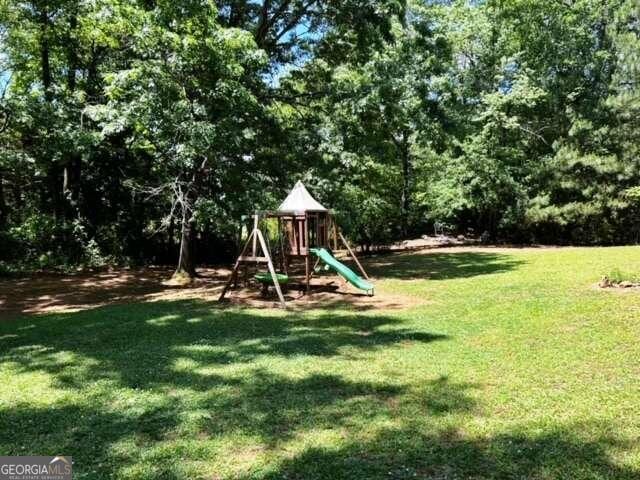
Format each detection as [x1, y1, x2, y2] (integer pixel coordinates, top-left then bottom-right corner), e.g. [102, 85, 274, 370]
[254, 272, 289, 297]
[254, 272, 289, 284]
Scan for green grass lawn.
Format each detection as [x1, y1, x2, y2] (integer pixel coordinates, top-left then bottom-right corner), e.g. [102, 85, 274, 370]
[1, 247, 639, 479]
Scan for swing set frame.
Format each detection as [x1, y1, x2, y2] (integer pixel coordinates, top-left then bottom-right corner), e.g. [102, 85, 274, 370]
[218, 211, 369, 309]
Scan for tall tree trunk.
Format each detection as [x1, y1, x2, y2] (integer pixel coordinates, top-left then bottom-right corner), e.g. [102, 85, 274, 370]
[40, 7, 52, 102]
[63, 11, 81, 219]
[48, 165, 63, 220]
[174, 210, 197, 281]
[0, 173, 6, 228]
[167, 214, 176, 261]
[172, 160, 208, 281]
[63, 155, 82, 216]
[39, 5, 63, 219]
[399, 134, 412, 238]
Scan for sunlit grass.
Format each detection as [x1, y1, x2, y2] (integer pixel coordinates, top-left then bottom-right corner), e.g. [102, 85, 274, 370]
[1, 246, 639, 479]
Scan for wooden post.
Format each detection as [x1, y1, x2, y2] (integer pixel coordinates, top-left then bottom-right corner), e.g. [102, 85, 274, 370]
[304, 212, 311, 293]
[332, 216, 338, 251]
[277, 217, 284, 272]
[298, 217, 304, 255]
[255, 228, 287, 308]
[220, 227, 287, 308]
[251, 213, 259, 256]
[339, 231, 370, 280]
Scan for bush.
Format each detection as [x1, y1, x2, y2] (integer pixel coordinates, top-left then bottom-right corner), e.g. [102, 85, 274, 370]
[1, 214, 112, 272]
[607, 268, 640, 284]
[336, 186, 397, 251]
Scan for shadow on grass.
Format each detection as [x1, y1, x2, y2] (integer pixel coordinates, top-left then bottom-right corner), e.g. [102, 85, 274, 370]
[366, 251, 524, 280]
[0, 372, 406, 477]
[2, 403, 634, 479]
[0, 300, 457, 476]
[242, 423, 637, 480]
[0, 300, 635, 479]
[0, 300, 446, 391]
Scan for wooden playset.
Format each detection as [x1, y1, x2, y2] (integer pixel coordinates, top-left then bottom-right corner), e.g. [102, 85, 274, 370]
[218, 181, 374, 308]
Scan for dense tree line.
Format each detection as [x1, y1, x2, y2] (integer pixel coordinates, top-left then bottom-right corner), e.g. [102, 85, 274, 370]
[0, 0, 639, 277]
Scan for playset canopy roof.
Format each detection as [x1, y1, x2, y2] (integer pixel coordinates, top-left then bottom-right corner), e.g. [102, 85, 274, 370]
[277, 181, 328, 214]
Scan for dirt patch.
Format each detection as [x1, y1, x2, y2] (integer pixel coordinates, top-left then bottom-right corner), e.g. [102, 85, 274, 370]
[595, 283, 640, 292]
[0, 267, 226, 317]
[597, 275, 640, 290]
[383, 235, 567, 253]
[220, 280, 425, 312]
[0, 263, 424, 317]
[387, 235, 473, 251]
[1, 243, 558, 317]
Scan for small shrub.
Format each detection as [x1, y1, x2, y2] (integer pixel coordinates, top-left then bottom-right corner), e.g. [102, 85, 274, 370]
[605, 268, 640, 285]
[600, 268, 640, 288]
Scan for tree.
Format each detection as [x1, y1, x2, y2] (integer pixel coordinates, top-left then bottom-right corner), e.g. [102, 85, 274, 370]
[88, 1, 268, 281]
[282, 2, 449, 242]
[3, 0, 640, 275]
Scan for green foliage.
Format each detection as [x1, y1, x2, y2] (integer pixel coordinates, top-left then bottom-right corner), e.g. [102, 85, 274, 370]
[338, 181, 398, 248]
[0, 213, 112, 272]
[1, 0, 640, 273]
[625, 187, 640, 201]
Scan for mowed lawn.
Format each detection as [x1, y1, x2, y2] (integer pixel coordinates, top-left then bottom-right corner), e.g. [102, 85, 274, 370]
[1, 247, 639, 479]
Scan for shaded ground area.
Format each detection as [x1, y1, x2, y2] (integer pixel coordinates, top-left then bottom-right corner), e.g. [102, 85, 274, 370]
[0, 299, 636, 478]
[0, 267, 226, 317]
[366, 247, 525, 280]
[0, 267, 419, 316]
[0, 301, 449, 478]
[0, 301, 446, 390]
[0, 247, 527, 317]
[238, 424, 636, 480]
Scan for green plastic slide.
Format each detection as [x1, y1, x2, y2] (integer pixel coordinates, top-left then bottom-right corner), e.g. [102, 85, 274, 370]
[310, 248, 374, 295]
